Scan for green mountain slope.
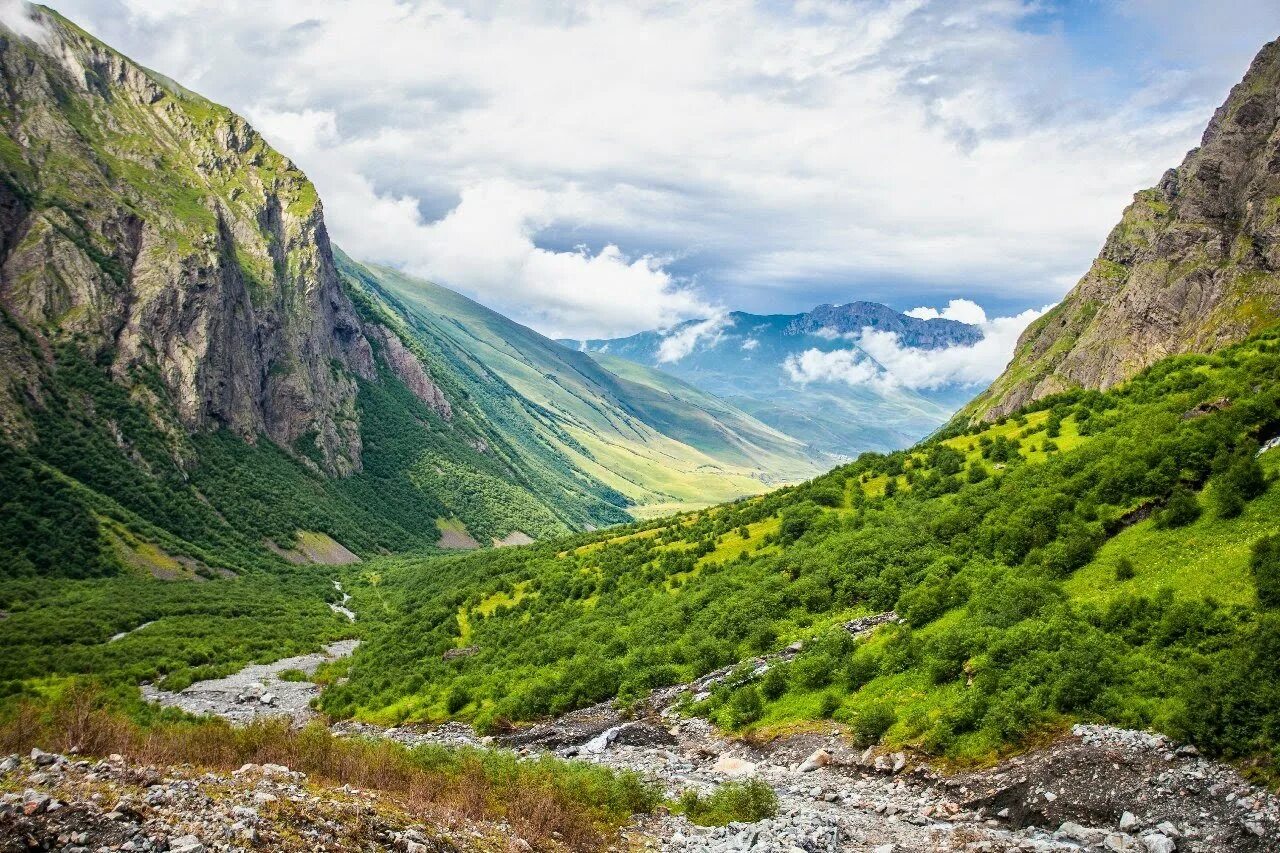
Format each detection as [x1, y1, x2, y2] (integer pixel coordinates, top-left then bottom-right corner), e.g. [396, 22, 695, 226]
[333, 331, 1280, 775]
[968, 38, 1280, 421]
[351, 261, 825, 518]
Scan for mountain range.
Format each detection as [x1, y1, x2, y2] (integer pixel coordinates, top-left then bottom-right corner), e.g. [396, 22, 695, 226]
[563, 304, 981, 456]
[0, 6, 828, 573]
[3, 7, 1280, 847]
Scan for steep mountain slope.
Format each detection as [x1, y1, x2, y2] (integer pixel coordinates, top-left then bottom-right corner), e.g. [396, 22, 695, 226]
[349, 261, 825, 518]
[0, 5, 819, 590]
[970, 38, 1280, 420]
[565, 304, 977, 456]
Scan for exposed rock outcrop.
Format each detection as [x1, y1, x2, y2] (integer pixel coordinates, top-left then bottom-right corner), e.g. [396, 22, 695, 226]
[971, 38, 1280, 420]
[0, 8, 376, 474]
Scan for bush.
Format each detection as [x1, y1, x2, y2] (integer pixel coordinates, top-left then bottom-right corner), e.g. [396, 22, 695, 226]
[1115, 557, 1136, 582]
[679, 779, 778, 826]
[1254, 536, 1280, 609]
[760, 666, 788, 701]
[850, 701, 895, 745]
[728, 685, 763, 727]
[276, 669, 309, 682]
[1157, 487, 1201, 528]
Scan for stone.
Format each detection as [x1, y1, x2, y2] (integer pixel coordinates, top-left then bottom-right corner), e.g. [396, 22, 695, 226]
[168, 835, 205, 853]
[712, 756, 758, 777]
[1139, 833, 1176, 853]
[1119, 811, 1139, 831]
[797, 749, 832, 773]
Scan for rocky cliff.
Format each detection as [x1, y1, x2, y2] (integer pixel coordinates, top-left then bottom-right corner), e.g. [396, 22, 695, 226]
[0, 7, 381, 474]
[970, 38, 1280, 420]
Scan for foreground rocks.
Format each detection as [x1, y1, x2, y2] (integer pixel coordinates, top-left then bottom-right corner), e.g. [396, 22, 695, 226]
[0, 749, 503, 852]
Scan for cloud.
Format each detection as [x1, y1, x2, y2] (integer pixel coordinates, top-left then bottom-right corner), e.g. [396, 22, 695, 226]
[656, 313, 731, 363]
[741, 337, 759, 351]
[44, 0, 1280, 332]
[0, 1, 49, 43]
[784, 348, 881, 387]
[904, 298, 988, 325]
[784, 301, 1053, 390]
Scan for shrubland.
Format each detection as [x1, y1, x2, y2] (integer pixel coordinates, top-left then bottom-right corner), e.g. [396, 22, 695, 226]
[328, 332, 1280, 778]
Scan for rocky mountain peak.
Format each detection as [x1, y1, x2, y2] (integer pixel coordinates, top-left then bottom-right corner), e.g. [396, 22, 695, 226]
[970, 37, 1280, 420]
[0, 7, 388, 474]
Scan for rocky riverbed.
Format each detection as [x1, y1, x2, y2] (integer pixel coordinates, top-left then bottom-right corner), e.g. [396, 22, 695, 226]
[117, 605, 1280, 852]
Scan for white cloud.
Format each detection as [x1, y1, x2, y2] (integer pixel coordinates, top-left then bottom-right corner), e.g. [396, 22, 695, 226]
[784, 348, 881, 386]
[44, 1, 1280, 334]
[656, 313, 731, 363]
[904, 298, 988, 325]
[741, 337, 759, 351]
[0, 1, 49, 43]
[784, 302, 1053, 390]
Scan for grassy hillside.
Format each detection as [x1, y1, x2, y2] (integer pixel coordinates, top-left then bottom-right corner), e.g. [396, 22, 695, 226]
[351, 261, 825, 516]
[330, 332, 1280, 776]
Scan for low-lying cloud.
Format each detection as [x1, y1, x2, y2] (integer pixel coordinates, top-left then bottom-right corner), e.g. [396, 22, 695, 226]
[784, 301, 1053, 391]
[656, 313, 731, 363]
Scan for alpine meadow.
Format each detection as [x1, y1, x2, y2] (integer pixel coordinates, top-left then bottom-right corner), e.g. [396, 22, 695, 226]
[1, 3, 1280, 852]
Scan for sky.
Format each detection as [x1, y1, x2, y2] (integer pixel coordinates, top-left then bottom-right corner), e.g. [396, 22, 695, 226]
[28, 0, 1280, 344]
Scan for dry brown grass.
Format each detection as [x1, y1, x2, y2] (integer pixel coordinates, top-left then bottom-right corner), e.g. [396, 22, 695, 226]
[0, 686, 657, 851]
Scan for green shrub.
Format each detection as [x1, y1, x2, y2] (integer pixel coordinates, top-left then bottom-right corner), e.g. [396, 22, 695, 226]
[1157, 487, 1201, 528]
[850, 701, 895, 745]
[678, 779, 778, 826]
[1254, 536, 1280, 609]
[1115, 557, 1136, 581]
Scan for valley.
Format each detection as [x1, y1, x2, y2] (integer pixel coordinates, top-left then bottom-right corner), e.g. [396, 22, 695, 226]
[2, 4, 1280, 853]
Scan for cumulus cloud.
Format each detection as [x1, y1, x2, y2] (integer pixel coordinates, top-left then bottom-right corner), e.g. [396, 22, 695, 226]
[741, 338, 759, 351]
[904, 298, 989, 326]
[784, 302, 1053, 391]
[656, 314, 731, 363]
[43, 0, 1280, 334]
[784, 348, 880, 387]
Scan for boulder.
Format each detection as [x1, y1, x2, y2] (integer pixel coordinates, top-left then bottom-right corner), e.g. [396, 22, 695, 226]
[712, 756, 758, 777]
[797, 748, 832, 772]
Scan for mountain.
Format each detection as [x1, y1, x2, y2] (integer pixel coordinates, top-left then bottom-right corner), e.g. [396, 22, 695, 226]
[338, 259, 825, 519]
[0, 5, 818, 581]
[970, 38, 1280, 420]
[563, 303, 981, 456]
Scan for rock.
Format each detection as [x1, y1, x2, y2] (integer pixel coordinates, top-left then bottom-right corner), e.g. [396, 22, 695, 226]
[891, 752, 906, 773]
[874, 845, 895, 853]
[969, 37, 1280, 421]
[1139, 833, 1176, 853]
[1104, 832, 1139, 851]
[1119, 811, 1139, 830]
[1155, 821, 1180, 838]
[168, 835, 205, 853]
[712, 756, 758, 777]
[797, 749, 832, 772]
[30, 748, 56, 766]
[0, 755, 18, 772]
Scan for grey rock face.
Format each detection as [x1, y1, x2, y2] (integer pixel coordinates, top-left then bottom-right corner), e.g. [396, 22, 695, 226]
[0, 10, 381, 475]
[972, 38, 1280, 420]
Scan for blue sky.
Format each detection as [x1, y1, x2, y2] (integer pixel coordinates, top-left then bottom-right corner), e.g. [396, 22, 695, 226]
[33, 1, 1280, 336]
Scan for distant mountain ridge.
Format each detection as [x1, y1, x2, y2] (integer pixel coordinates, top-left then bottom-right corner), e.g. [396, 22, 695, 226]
[784, 302, 982, 348]
[563, 302, 981, 456]
[969, 37, 1280, 419]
